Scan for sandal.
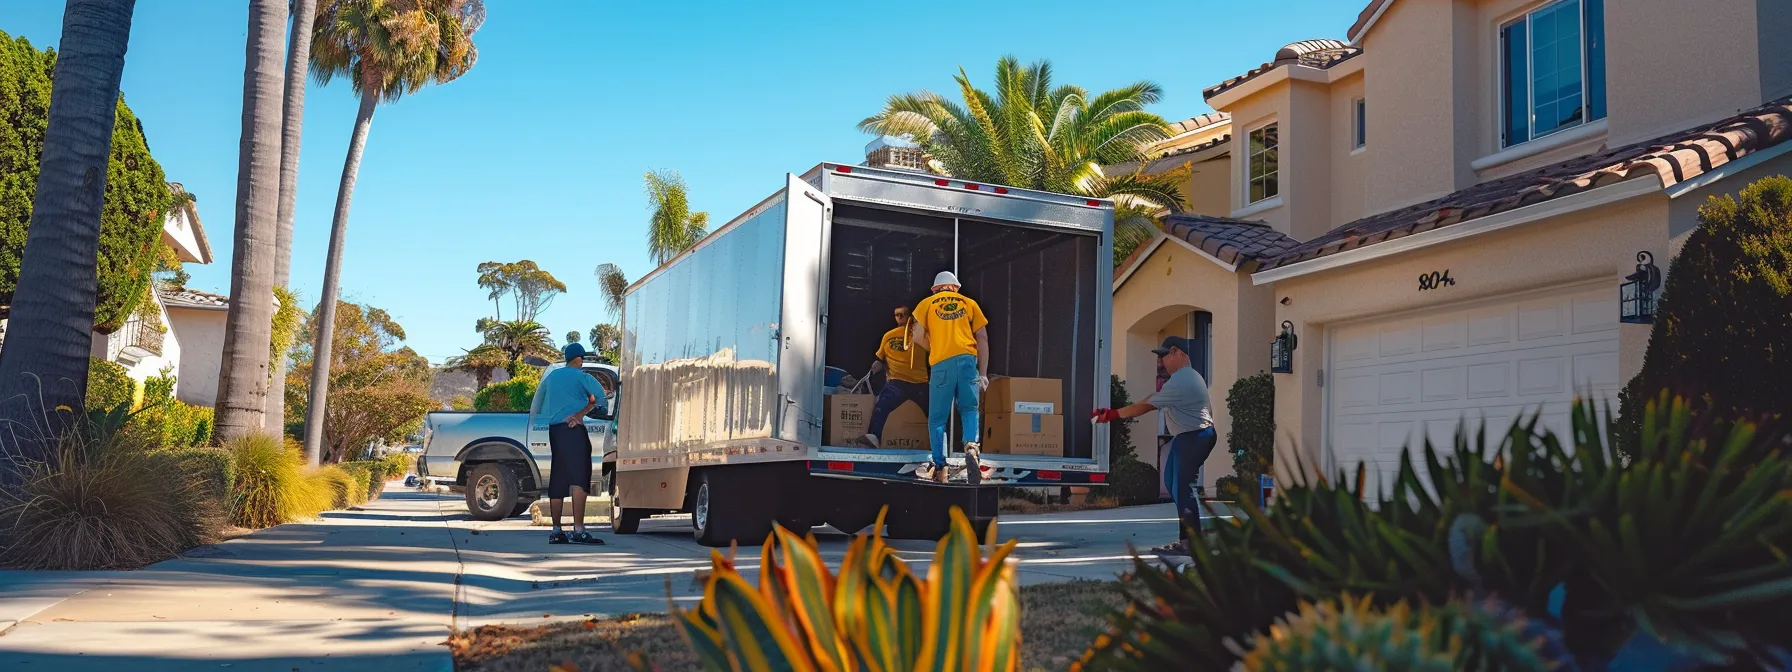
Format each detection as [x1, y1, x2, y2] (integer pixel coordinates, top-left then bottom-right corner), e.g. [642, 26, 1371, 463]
[571, 531, 605, 545]
[548, 531, 570, 544]
[1148, 541, 1191, 557]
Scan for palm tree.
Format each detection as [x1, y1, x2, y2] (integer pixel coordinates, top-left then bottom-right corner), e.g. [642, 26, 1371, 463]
[0, 0, 139, 469]
[480, 319, 555, 373]
[302, 0, 482, 463]
[644, 170, 708, 266]
[443, 343, 505, 389]
[266, 0, 318, 433]
[213, 0, 290, 441]
[858, 57, 1186, 261]
[594, 262, 628, 320]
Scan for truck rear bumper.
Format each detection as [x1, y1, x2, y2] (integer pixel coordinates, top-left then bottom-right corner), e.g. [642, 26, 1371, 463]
[807, 448, 1106, 486]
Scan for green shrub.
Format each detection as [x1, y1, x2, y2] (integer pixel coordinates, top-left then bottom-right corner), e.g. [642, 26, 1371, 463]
[1080, 397, 1792, 671]
[473, 375, 537, 412]
[227, 434, 329, 528]
[120, 369, 214, 449]
[1231, 594, 1571, 672]
[340, 460, 385, 502]
[0, 430, 219, 569]
[1618, 175, 1792, 452]
[0, 30, 174, 333]
[378, 452, 410, 480]
[315, 465, 363, 510]
[157, 446, 234, 505]
[85, 357, 134, 413]
[1108, 375, 1139, 463]
[1217, 372, 1274, 501]
[1109, 456, 1160, 506]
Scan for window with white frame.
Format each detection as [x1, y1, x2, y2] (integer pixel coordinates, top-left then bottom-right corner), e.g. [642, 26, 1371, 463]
[1352, 98, 1366, 149]
[1500, 0, 1606, 148]
[1247, 123, 1279, 204]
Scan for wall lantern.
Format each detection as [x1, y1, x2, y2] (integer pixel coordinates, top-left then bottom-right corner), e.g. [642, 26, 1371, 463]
[1619, 251, 1662, 324]
[1270, 320, 1297, 374]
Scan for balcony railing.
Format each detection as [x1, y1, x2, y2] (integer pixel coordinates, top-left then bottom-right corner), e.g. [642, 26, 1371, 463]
[112, 314, 164, 363]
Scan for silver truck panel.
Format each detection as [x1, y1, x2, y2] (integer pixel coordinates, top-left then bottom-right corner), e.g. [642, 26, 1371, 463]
[620, 191, 792, 468]
[807, 163, 1111, 234]
[776, 175, 831, 446]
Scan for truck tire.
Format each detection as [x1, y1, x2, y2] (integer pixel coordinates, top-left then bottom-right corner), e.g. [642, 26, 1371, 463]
[466, 463, 521, 521]
[611, 493, 644, 534]
[691, 470, 772, 547]
[510, 497, 537, 519]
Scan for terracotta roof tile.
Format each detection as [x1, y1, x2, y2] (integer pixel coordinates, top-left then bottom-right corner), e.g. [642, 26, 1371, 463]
[1257, 96, 1792, 272]
[1115, 214, 1301, 281]
[1204, 39, 1361, 101]
[158, 287, 230, 310]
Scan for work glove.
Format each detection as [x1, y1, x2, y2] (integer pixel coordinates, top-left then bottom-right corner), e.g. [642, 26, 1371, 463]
[1090, 408, 1122, 424]
[975, 376, 990, 392]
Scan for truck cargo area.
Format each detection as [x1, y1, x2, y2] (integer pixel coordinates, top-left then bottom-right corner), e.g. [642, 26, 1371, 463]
[822, 201, 1101, 460]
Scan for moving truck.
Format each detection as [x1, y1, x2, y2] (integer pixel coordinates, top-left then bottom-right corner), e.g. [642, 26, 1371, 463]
[610, 164, 1113, 546]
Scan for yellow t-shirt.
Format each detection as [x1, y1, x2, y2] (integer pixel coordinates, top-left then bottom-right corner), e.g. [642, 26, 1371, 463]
[914, 290, 988, 367]
[875, 326, 929, 384]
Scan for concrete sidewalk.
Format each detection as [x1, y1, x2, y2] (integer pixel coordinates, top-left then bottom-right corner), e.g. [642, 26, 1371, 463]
[0, 488, 463, 671]
[0, 484, 1181, 669]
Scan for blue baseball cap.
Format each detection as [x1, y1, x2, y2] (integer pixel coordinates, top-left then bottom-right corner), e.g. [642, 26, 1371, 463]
[563, 342, 588, 361]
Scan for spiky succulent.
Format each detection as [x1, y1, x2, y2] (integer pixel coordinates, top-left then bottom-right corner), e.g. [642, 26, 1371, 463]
[1443, 594, 1577, 672]
[1231, 595, 1458, 672]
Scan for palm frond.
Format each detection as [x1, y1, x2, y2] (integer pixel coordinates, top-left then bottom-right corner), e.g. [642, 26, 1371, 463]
[1085, 169, 1188, 213]
[594, 263, 629, 321]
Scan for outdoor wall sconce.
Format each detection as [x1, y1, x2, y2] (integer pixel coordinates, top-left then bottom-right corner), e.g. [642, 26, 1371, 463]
[1619, 251, 1662, 324]
[1270, 320, 1297, 374]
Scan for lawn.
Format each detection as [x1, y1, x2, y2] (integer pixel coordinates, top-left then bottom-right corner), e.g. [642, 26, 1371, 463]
[446, 579, 1125, 671]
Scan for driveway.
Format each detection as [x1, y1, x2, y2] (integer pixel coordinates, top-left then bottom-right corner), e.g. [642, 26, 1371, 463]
[0, 485, 1183, 671]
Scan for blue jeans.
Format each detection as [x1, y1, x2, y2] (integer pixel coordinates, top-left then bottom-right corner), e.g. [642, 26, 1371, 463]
[868, 380, 929, 436]
[1163, 427, 1216, 542]
[927, 354, 980, 466]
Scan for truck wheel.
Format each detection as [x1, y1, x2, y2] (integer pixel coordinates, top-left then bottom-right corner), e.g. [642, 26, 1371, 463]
[611, 493, 644, 534]
[510, 496, 537, 519]
[466, 463, 521, 521]
[692, 470, 771, 547]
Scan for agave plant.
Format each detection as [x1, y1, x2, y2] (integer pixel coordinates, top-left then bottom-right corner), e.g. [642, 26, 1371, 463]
[669, 507, 1020, 672]
[1078, 395, 1792, 671]
[1229, 593, 1573, 672]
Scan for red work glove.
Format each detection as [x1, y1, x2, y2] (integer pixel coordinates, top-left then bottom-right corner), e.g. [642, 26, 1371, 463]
[1090, 408, 1122, 424]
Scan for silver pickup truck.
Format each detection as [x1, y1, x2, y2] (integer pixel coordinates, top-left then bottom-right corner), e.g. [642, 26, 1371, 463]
[417, 361, 619, 520]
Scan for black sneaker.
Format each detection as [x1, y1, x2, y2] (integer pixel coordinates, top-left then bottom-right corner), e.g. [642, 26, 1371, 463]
[548, 531, 570, 544]
[963, 443, 982, 485]
[571, 531, 605, 545]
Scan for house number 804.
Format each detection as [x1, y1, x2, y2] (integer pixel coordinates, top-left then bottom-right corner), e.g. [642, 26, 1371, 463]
[1418, 270, 1456, 291]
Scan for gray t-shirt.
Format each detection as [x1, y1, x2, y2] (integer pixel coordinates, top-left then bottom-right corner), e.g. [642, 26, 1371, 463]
[1148, 367, 1214, 436]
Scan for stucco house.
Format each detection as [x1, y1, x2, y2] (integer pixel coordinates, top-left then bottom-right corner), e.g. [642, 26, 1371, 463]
[1113, 0, 1792, 494]
[89, 182, 246, 409]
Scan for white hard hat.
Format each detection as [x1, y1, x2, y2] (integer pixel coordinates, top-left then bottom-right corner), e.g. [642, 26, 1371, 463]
[932, 271, 960, 288]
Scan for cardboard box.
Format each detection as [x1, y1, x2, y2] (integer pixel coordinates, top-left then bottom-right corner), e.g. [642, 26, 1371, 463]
[981, 412, 1064, 456]
[824, 394, 874, 446]
[984, 377, 1063, 415]
[881, 401, 931, 450]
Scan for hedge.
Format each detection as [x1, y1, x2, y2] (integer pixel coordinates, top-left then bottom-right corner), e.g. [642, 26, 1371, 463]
[156, 446, 234, 506]
[339, 461, 386, 502]
[473, 375, 537, 412]
[1217, 372, 1274, 501]
[85, 357, 134, 412]
[0, 31, 173, 333]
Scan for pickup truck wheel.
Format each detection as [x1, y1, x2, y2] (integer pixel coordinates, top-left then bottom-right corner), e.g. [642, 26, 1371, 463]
[509, 497, 537, 519]
[466, 463, 520, 521]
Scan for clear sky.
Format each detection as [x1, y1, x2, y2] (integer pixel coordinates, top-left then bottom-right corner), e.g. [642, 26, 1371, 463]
[0, 1, 1362, 364]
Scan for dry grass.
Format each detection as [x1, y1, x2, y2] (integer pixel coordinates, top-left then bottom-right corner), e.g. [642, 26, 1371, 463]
[0, 437, 221, 570]
[228, 434, 331, 528]
[446, 580, 1124, 672]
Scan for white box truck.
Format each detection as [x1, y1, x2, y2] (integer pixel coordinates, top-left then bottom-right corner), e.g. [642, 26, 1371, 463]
[608, 164, 1113, 546]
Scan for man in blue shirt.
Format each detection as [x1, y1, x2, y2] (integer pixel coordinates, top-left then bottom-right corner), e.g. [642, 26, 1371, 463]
[529, 343, 609, 544]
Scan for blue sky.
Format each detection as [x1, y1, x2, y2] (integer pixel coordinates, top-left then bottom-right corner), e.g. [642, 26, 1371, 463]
[0, 1, 1362, 364]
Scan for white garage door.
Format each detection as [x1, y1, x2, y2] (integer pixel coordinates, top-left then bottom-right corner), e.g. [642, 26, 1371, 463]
[1326, 282, 1622, 497]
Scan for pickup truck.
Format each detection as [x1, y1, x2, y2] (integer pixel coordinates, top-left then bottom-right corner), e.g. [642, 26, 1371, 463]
[417, 361, 619, 520]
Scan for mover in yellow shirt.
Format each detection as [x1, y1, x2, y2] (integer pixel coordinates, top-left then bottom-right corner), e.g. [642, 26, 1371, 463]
[859, 305, 931, 449]
[909, 271, 990, 483]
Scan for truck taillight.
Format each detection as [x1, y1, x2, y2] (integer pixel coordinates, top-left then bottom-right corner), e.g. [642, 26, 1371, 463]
[963, 183, 980, 190]
[1090, 472, 1107, 483]
[935, 179, 949, 186]
[1038, 470, 1062, 481]
[1085, 199, 1101, 207]
[994, 187, 1008, 194]
[835, 165, 852, 173]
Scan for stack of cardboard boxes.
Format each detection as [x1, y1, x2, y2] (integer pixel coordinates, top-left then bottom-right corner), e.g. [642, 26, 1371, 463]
[980, 377, 1064, 456]
[822, 375, 1065, 458]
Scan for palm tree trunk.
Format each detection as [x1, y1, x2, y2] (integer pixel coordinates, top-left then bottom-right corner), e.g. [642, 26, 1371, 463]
[301, 91, 376, 465]
[0, 0, 137, 469]
[265, 0, 317, 434]
[212, 0, 288, 441]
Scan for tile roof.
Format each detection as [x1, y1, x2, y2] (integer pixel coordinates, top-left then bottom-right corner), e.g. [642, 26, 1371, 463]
[158, 287, 230, 310]
[1114, 214, 1302, 281]
[1257, 96, 1792, 272]
[1203, 39, 1361, 101]
[1166, 113, 1230, 136]
[1138, 134, 1231, 175]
